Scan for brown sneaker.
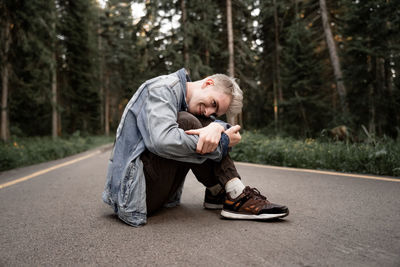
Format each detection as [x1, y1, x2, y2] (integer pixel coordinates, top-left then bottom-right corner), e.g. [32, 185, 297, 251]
[221, 186, 289, 220]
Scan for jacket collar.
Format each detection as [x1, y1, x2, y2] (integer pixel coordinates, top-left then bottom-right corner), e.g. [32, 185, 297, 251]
[177, 68, 191, 111]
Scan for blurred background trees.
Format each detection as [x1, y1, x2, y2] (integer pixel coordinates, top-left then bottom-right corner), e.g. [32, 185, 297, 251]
[1, 0, 399, 141]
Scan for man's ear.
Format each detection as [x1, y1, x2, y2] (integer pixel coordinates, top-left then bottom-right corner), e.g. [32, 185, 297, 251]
[202, 78, 214, 89]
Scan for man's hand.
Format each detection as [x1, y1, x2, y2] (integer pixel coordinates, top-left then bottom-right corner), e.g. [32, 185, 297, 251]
[225, 125, 241, 147]
[185, 122, 225, 154]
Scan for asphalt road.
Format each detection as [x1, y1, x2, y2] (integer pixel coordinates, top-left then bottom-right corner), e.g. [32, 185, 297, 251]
[1, 145, 399, 266]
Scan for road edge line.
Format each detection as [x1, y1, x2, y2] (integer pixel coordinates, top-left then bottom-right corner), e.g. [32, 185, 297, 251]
[235, 162, 400, 182]
[0, 150, 102, 190]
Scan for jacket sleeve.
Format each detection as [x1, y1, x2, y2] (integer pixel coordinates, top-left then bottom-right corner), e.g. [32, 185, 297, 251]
[138, 85, 227, 163]
[213, 118, 232, 130]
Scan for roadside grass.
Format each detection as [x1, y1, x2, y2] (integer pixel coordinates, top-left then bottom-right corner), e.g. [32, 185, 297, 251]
[230, 131, 400, 177]
[2, 132, 399, 177]
[0, 135, 113, 172]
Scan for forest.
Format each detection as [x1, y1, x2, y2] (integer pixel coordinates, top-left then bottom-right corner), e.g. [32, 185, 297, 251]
[1, 0, 399, 141]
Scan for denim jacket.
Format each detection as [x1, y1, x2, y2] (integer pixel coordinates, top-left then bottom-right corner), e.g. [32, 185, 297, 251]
[102, 69, 230, 227]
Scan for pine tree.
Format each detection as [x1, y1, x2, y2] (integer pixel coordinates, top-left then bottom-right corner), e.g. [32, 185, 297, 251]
[340, 0, 400, 137]
[0, 1, 14, 140]
[2, 0, 55, 137]
[256, 0, 331, 135]
[281, 16, 326, 137]
[181, 0, 220, 79]
[99, 0, 138, 133]
[254, 0, 285, 130]
[59, 0, 100, 134]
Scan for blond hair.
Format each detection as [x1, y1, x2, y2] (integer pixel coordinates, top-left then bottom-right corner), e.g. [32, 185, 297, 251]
[208, 74, 243, 117]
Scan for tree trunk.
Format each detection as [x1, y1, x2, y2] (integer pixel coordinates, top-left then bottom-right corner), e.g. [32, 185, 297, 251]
[273, 0, 283, 103]
[376, 57, 386, 135]
[98, 5, 104, 134]
[204, 8, 210, 66]
[273, 0, 281, 130]
[367, 55, 376, 135]
[295, 91, 309, 136]
[105, 73, 110, 136]
[51, 52, 58, 139]
[51, 18, 58, 139]
[226, 0, 238, 125]
[273, 82, 278, 132]
[1, 64, 10, 141]
[180, 0, 189, 70]
[205, 49, 210, 66]
[226, 0, 234, 77]
[319, 0, 348, 113]
[1, 19, 11, 142]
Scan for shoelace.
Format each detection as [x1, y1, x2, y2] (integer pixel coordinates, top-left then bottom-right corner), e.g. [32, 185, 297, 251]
[243, 186, 267, 201]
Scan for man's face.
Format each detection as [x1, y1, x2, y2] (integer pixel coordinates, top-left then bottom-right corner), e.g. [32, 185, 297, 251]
[187, 84, 231, 117]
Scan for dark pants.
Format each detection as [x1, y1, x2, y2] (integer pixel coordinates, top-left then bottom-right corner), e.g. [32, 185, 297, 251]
[140, 111, 240, 215]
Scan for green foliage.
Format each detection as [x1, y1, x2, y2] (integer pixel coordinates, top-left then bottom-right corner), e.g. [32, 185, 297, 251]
[3, 0, 54, 136]
[2, 0, 400, 142]
[339, 0, 400, 137]
[181, 0, 221, 79]
[280, 16, 327, 137]
[59, 0, 100, 134]
[230, 131, 400, 177]
[0, 135, 113, 171]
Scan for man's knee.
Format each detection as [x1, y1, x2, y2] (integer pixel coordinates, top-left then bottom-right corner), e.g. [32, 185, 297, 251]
[177, 111, 202, 130]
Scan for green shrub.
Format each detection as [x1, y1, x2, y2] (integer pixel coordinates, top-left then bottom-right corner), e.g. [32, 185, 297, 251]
[0, 136, 113, 172]
[2, 132, 399, 177]
[230, 131, 400, 177]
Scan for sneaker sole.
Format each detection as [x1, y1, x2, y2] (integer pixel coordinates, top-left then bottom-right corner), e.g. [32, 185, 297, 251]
[204, 203, 223, 210]
[221, 210, 288, 220]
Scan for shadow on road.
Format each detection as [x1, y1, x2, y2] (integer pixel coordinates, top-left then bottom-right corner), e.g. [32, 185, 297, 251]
[100, 204, 291, 228]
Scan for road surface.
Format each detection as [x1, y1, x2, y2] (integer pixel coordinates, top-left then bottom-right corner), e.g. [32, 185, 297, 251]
[1, 145, 399, 266]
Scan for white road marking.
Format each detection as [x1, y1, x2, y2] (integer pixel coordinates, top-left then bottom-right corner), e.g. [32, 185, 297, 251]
[0, 151, 101, 189]
[236, 162, 400, 182]
[1, 151, 398, 190]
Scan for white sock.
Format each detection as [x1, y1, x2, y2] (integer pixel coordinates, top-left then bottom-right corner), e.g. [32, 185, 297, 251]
[207, 184, 222, 196]
[225, 178, 245, 199]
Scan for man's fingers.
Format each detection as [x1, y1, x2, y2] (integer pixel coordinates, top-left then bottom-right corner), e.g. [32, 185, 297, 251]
[185, 129, 200, 135]
[231, 125, 241, 133]
[200, 140, 210, 154]
[203, 144, 213, 154]
[197, 138, 218, 154]
[226, 125, 241, 134]
[196, 138, 204, 153]
[211, 143, 218, 152]
[204, 141, 219, 154]
[188, 125, 223, 154]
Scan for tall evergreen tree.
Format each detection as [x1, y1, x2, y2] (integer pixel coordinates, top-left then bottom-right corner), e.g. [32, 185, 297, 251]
[2, 0, 55, 137]
[181, 0, 221, 79]
[1, 0, 398, 139]
[281, 14, 326, 137]
[340, 0, 400, 137]
[255, 0, 286, 130]
[0, 1, 14, 140]
[100, 0, 137, 132]
[59, 0, 99, 134]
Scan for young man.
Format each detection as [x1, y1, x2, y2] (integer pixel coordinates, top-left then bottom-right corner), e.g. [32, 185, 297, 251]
[102, 68, 289, 227]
